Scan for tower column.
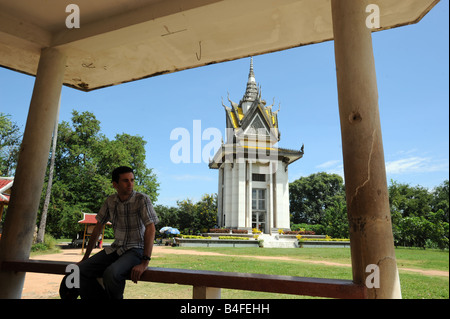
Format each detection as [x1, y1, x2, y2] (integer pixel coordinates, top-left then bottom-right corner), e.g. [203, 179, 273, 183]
[246, 161, 253, 229]
[268, 162, 274, 234]
[217, 166, 224, 227]
[222, 163, 232, 228]
[237, 162, 246, 228]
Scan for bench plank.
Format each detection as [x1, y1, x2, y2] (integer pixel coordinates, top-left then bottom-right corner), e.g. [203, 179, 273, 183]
[0, 260, 366, 299]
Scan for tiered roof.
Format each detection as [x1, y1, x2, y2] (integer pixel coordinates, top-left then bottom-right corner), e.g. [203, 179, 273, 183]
[0, 177, 13, 203]
[222, 57, 281, 143]
[210, 58, 303, 169]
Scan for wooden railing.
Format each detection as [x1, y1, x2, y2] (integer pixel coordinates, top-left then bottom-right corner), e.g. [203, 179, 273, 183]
[0, 259, 367, 299]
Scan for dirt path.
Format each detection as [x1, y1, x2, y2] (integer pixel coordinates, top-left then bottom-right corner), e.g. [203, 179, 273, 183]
[21, 246, 448, 299]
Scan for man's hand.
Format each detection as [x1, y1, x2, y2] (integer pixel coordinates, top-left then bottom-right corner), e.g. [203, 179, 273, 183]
[131, 223, 155, 283]
[78, 223, 103, 264]
[131, 261, 148, 283]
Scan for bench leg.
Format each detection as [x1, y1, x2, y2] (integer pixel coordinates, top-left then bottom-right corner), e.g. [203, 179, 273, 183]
[193, 286, 221, 299]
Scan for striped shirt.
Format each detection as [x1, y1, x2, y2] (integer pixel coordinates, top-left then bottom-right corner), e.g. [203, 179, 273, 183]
[96, 191, 159, 255]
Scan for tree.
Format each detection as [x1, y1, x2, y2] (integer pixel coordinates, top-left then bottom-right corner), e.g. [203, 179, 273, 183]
[396, 216, 433, 248]
[323, 200, 349, 238]
[389, 180, 449, 249]
[111, 133, 159, 202]
[193, 194, 217, 233]
[53, 110, 104, 212]
[388, 180, 433, 219]
[154, 205, 180, 229]
[0, 113, 22, 176]
[289, 172, 346, 224]
[176, 199, 197, 234]
[431, 180, 449, 223]
[427, 209, 449, 249]
[37, 110, 159, 239]
[154, 194, 217, 235]
[36, 110, 59, 243]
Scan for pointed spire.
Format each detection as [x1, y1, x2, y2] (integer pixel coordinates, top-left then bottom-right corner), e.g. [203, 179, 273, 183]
[241, 57, 258, 113]
[249, 56, 255, 82]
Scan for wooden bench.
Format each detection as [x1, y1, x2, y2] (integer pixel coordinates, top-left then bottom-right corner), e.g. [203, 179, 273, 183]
[0, 259, 367, 299]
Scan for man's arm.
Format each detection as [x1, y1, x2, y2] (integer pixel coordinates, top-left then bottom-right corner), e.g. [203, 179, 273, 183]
[80, 223, 103, 262]
[130, 223, 155, 283]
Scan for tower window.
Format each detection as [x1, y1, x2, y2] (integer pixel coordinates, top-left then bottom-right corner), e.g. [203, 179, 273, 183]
[252, 173, 266, 182]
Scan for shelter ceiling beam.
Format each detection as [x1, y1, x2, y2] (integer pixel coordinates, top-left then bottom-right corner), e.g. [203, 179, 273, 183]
[0, 0, 439, 91]
[0, 11, 51, 48]
[51, 0, 223, 48]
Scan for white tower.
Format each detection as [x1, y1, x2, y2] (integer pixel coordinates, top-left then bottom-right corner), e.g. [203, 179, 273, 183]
[209, 58, 303, 233]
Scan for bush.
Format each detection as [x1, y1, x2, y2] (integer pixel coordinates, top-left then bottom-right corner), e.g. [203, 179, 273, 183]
[31, 234, 58, 252]
[284, 230, 316, 235]
[209, 229, 230, 233]
[232, 229, 248, 234]
[44, 233, 57, 250]
[394, 212, 449, 249]
[302, 237, 349, 242]
[30, 243, 48, 252]
[291, 223, 325, 235]
[104, 227, 114, 239]
[180, 235, 211, 239]
[218, 236, 249, 240]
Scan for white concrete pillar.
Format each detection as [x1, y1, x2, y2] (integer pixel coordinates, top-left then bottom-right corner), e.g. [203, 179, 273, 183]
[237, 161, 246, 228]
[272, 166, 277, 229]
[247, 161, 252, 228]
[0, 47, 67, 298]
[217, 166, 223, 227]
[230, 162, 237, 227]
[245, 161, 252, 228]
[278, 160, 290, 229]
[223, 163, 232, 227]
[331, 0, 401, 299]
[268, 162, 273, 233]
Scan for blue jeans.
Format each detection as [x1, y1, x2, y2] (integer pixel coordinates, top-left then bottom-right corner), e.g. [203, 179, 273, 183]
[78, 248, 143, 299]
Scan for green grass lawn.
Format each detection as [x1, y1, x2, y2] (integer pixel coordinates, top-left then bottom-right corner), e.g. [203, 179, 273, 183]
[123, 246, 448, 299]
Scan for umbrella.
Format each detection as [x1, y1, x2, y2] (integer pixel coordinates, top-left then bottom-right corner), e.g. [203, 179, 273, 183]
[159, 226, 180, 235]
[159, 226, 172, 233]
[166, 228, 180, 235]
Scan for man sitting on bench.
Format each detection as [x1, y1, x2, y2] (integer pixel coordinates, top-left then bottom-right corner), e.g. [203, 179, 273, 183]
[78, 166, 159, 299]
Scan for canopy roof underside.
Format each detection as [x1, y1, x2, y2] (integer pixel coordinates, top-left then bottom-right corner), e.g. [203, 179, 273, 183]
[0, 0, 439, 91]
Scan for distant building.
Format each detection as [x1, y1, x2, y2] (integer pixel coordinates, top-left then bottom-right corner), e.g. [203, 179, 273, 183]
[0, 177, 14, 233]
[209, 58, 303, 233]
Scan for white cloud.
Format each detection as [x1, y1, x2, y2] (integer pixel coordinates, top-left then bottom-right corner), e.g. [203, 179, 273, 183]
[386, 156, 449, 175]
[316, 155, 448, 178]
[316, 160, 341, 169]
[312, 155, 449, 181]
[315, 160, 344, 177]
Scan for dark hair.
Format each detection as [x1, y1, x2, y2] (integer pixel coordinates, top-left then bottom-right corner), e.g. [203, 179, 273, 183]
[112, 166, 134, 183]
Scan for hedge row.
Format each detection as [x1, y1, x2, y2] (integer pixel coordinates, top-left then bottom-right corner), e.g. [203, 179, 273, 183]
[208, 229, 249, 234]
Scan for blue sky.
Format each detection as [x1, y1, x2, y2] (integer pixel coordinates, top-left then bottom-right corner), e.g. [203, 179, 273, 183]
[1, 1, 448, 207]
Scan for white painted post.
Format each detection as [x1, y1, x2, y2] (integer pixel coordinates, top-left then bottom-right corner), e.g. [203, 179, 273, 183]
[0, 47, 67, 298]
[331, 0, 401, 298]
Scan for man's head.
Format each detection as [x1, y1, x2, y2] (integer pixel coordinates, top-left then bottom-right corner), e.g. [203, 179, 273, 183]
[112, 166, 134, 183]
[112, 166, 135, 200]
